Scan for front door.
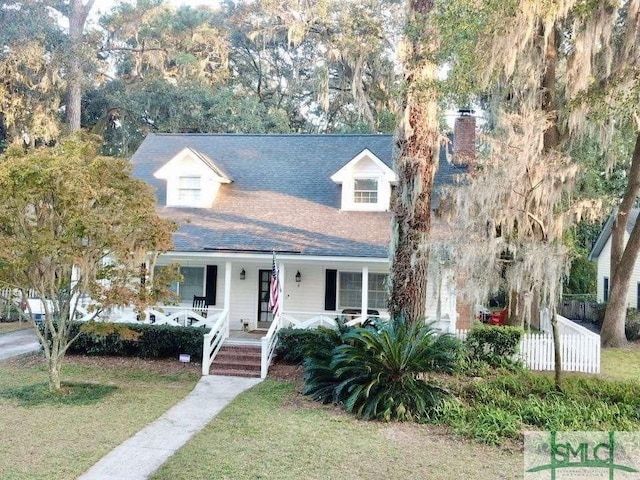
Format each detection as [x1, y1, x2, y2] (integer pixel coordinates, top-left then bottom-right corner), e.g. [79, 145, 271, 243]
[257, 269, 274, 329]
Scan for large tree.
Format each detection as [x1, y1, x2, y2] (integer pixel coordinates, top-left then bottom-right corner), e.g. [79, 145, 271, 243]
[387, 0, 440, 323]
[0, 133, 175, 390]
[438, 0, 640, 351]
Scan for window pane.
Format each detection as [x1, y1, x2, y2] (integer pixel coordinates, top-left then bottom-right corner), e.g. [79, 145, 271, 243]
[178, 176, 201, 203]
[180, 267, 204, 302]
[339, 272, 362, 309]
[354, 179, 378, 204]
[367, 273, 388, 309]
[179, 176, 200, 188]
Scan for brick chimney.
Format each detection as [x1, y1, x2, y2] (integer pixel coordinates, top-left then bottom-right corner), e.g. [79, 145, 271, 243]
[453, 108, 476, 167]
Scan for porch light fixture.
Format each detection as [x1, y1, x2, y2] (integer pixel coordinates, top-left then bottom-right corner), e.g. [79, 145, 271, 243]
[295, 271, 302, 283]
[240, 268, 246, 280]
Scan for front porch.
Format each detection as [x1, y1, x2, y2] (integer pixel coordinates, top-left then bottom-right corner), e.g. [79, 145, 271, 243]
[73, 252, 459, 378]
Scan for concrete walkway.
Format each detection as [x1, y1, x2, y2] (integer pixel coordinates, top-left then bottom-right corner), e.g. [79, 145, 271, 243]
[0, 328, 40, 361]
[78, 375, 262, 480]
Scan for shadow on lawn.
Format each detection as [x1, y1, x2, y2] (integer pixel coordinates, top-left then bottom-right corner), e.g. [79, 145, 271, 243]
[0, 382, 118, 407]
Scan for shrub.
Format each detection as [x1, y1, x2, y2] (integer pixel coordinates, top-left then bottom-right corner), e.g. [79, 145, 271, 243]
[303, 318, 462, 421]
[464, 324, 523, 370]
[626, 309, 640, 341]
[40, 321, 205, 359]
[277, 327, 343, 363]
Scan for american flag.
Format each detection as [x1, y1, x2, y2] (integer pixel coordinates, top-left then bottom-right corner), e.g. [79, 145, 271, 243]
[269, 252, 280, 318]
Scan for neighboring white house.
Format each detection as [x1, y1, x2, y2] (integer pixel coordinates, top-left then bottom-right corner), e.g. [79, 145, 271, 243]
[589, 208, 640, 307]
[124, 133, 468, 334]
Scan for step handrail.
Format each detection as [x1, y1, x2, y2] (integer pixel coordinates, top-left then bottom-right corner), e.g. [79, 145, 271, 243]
[260, 312, 283, 378]
[202, 308, 229, 375]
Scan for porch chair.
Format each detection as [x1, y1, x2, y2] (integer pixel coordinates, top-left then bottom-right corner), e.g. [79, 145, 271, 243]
[189, 295, 208, 325]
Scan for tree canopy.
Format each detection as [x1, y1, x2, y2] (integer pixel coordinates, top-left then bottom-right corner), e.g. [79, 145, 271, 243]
[0, 133, 176, 390]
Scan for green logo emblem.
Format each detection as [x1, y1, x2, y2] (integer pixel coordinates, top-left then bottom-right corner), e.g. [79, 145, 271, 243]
[527, 431, 639, 479]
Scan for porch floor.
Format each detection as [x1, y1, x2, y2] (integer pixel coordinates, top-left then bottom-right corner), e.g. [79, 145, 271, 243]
[225, 329, 266, 346]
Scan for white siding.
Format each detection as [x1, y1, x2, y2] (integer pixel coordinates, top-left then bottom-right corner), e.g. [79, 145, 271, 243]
[596, 231, 640, 308]
[339, 157, 393, 212]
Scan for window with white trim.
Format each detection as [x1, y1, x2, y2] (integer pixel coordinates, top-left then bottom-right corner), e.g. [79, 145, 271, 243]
[179, 266, 205, 302]
[178, 176, 201, 204]
[353, 178, 378, 204]
[338, 272, 388, 309]
[157, 266, 204, 302]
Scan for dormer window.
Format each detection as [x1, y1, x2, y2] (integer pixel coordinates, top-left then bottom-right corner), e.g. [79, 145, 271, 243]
[354, 179, 378, 204]
[178, 176, 201, 203]
[154, 147, 232, 208]
[331, 149, 397, 212]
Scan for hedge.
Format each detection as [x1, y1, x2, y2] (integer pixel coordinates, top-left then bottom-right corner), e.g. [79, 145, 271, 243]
[40, 321, 206, 360]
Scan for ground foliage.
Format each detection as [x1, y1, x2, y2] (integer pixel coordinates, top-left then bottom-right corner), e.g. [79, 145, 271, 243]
[433, 372, 640, 445]
[302, 318, 462, 421]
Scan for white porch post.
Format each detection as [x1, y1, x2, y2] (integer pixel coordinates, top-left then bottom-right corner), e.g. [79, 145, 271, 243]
[278, 262, 285, 319]
[361, 265, 368, 320]
[224, 261, 232, 336]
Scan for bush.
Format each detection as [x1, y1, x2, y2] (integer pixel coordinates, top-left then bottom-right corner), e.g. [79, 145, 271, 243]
[626, 309, 640, 341]
[277, 327, 343, 363]
[303, 318, 462, 421]
[464, 324, 523, 370]
[40, 321, 205, 359]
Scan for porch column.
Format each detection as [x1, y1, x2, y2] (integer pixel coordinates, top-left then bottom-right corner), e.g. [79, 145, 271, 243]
[361, 266, 368, 320]
[278, 262, 285, 319]
[224, 261, 232, 335]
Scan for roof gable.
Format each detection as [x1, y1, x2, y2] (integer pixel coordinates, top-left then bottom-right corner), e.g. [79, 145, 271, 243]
[589, 208, 640, 260]
[330, 148, 397, 184]
[153, 147, 232, 183]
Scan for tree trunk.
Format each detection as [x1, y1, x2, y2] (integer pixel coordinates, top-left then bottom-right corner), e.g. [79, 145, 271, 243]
[48, 355, 62, 391]
[601, 133, 640, 347]
[550, 307, 562, 391]
[64, 0, 95, 132]
[388, 0, 440, 324]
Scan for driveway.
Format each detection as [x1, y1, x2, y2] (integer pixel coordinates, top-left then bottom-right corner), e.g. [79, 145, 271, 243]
[0, 329, 41, 361]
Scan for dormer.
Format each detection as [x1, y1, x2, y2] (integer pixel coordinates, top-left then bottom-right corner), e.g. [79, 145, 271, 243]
[330, 149, 397, 212]
[153, 147, 232, 208]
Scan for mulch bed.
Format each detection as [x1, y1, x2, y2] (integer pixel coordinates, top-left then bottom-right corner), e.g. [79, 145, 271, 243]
[268, 361, 304, 382]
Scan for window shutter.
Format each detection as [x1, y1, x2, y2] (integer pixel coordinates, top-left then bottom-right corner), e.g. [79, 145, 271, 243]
[325, 269, 337, 311]
[206, 265, 218, 305]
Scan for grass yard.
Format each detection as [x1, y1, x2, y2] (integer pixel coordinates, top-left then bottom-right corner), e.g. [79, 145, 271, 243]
[153, 379, 523, 480]
[601, 346, 640, 381]
[0, 354, 199, 480]
[0, 321, 33, 335]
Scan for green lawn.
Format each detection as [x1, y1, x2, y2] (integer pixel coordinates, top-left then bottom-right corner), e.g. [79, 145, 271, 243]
[0, 355, 199, 480]
[0, 321, 33, 335]
[601, 346, 640, 381]
[152, 380, 523, 480]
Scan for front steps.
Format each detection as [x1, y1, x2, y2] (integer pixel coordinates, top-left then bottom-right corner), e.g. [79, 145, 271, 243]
[210, 342, 262, 378]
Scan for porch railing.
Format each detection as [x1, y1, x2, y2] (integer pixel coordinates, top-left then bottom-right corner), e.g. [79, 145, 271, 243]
[282, 310, 390, 329]
[261, 312, 284, 378]
[202, 308, 230, 376]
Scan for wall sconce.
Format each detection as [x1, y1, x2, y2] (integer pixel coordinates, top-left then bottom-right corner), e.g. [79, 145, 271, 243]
[295, 271, 302, 283]
[240, 268, 246, 280]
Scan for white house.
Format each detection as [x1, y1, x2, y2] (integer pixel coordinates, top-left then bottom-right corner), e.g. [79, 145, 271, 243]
[589, 208, 640, 308]
[77, 133, 469, 376]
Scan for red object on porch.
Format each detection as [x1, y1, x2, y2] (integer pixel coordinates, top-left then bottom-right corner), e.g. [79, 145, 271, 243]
[489, 308, 507, 326]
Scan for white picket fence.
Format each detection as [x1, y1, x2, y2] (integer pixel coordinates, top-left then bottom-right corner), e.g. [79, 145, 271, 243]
[456, 314, 600, 374]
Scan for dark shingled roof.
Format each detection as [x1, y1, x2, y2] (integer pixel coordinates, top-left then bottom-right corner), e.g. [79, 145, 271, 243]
[130, 134, 466, 257]
[589, 208, 640, 260]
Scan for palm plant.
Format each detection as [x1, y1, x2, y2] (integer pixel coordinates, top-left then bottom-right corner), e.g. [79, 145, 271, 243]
[330, 318, 461, 421]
